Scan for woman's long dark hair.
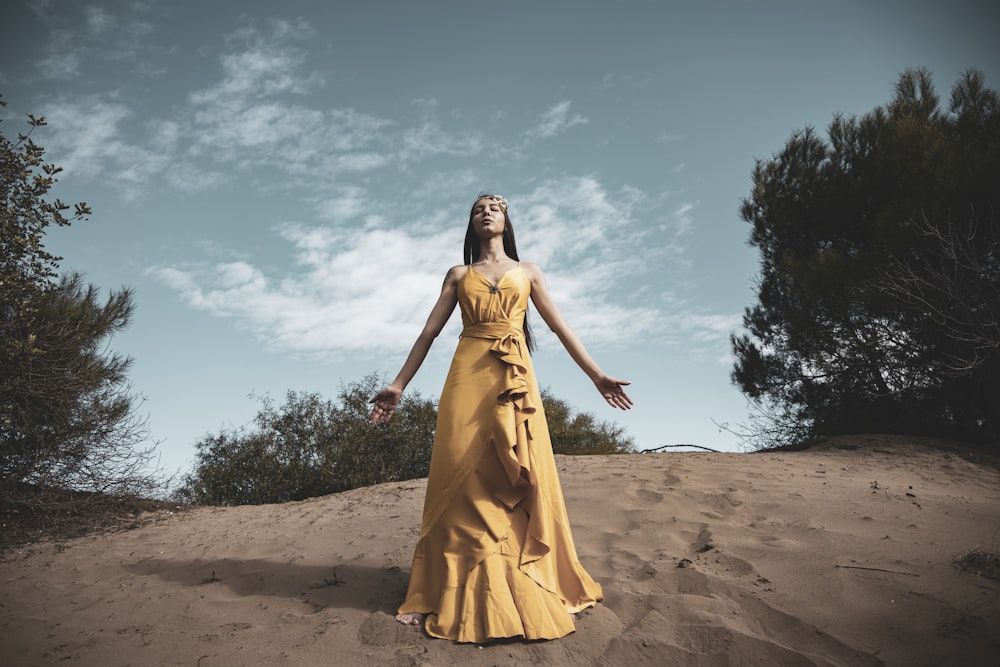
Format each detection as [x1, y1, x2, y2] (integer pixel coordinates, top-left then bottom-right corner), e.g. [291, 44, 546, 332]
[464, 194, 535, 352]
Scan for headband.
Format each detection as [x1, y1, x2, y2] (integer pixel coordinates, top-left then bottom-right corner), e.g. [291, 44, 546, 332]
[479, 194, 508, 211]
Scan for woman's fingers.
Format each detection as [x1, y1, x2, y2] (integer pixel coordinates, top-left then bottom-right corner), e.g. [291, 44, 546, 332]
[369, 398, 398, 424]
[606, 391, 633, 410]
[599, 377, 633, 410]
[369, 386, 403, 424]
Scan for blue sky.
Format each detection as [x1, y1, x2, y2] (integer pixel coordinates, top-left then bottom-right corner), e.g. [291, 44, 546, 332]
[2, 1, 998, 477]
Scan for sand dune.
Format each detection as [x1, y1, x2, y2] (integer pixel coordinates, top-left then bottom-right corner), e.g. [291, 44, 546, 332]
[2, 435, 999, 666]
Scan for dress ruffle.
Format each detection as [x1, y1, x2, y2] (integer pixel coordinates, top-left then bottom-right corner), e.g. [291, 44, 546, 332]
[462, 322, 536, 504]
[424, 508, 576, 642]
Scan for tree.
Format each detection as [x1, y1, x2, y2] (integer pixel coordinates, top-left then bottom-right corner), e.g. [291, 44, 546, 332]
[175, 375, 438, 506]
[731, 69, 1000, 448]
[542, 388, 635, 455]
[1, 98, 157, 499]
[1, 99, 91, 317]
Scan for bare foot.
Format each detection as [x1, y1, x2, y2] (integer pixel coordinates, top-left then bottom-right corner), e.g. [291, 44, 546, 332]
[395, 612, 425, 626]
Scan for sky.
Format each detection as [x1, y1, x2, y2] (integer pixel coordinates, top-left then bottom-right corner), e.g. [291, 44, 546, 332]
[2, 1, 998, 479]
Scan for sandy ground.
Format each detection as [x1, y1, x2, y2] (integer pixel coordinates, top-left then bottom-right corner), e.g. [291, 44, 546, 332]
[2, 435, 999, 666]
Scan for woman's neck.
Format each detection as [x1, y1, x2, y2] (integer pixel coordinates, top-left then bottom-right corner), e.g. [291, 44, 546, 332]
[477, 237, 510, 264]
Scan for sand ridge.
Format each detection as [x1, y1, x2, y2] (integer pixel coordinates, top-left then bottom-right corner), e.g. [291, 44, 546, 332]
[2, 435, 998, 665]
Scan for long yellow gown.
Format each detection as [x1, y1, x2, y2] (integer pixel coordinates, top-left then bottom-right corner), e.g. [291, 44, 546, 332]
[397, 265, 603, 643]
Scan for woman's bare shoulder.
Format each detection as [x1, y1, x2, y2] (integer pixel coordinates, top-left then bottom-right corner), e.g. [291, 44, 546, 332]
[519, 261, 544, 280]
[445, 264, 470, 283]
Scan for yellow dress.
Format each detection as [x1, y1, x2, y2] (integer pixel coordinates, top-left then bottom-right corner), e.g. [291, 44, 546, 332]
[397, 265, 603, 643]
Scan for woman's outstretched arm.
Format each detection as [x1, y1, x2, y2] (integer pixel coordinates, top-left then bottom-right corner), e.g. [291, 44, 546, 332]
[369, 266, 466, 424]
[522, 262, 633, 410]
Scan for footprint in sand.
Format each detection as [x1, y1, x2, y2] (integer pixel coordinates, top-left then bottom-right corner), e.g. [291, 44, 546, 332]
[632, 488, 665, 504]
[692, 527, 715, 554]
[663, 472, 681, 487]
[689, 526, 756, 578]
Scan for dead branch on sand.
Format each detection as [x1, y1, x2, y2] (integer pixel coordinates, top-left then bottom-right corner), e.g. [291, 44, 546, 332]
[644, 444, 722, 453]
[835, 564, 920, 577]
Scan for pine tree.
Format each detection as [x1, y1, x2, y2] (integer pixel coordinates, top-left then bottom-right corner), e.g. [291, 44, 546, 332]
[732, 70, 1000, 447]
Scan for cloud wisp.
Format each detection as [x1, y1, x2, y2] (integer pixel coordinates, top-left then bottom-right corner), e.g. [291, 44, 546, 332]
[149, 222, 458, 356]
[31, 15, 610, 208]
[34, 18, 489, 195]
[525, 101, 589, 140]
[32, 2, 158, 82]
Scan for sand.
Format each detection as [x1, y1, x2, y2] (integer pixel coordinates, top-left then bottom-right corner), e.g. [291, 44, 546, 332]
[2, 435, 999, 666]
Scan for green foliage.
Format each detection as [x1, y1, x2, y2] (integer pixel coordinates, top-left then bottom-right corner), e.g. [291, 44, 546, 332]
[175, 375, 437, 506]
[1, 274, 152, 486]
[732, 69, 1000, 448]
[177, 378, 634, 506]
[542, 388, 635, 455]
[1, 97, 157, 498]
[1, 97, 91, 326]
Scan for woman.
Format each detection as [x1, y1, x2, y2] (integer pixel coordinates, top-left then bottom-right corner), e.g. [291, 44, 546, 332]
[370, 194, 632, 643]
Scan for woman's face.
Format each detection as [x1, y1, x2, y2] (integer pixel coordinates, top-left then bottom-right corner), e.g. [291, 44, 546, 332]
[470, 197, 506, 238]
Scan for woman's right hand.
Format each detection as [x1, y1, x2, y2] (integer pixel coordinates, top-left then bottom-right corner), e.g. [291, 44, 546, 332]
[369, 385, 403, 425]
[594, 374, 633, 410]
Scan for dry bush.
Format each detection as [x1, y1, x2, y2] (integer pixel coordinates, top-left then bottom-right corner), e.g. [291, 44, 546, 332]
[954, 547, 1000, 581]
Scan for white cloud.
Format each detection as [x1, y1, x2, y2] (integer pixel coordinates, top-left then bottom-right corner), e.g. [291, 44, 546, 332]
[411, 98, 439, 115]
[657, 132, 688, 143]
[148, 176, 671, 356]
[149, 222, 459, 355]
[30, 17, 555, 199]
[185, 22, 395, 179]
[149, 119, 180, 151]
[34, 19, 399, 192]
[526, 101, 588, 139]
[37, 50, 81, 79]
[325, 152, 389, 173]
[317, 186, 371, 222]
[163, 161, 226, 192]
[33, 5, 158, 81]
[673, 201, 697, 235]
[399, 123, 483, 160]
[324, 109, 392, 151]
[187, 22, 327, 165]
[679, 312, 743, 342]
[515, 176, 645, 269]
[41, 96, 134, 176]
[192, 100, 324, 152]
[191, 19, 321, 105]
[39, 95, 220, 199]
[150, 174, 732, 360]
[85, 6, 114, 35]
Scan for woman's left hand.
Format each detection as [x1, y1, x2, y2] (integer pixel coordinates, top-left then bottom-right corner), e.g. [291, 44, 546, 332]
[594, 375, 633, 410]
